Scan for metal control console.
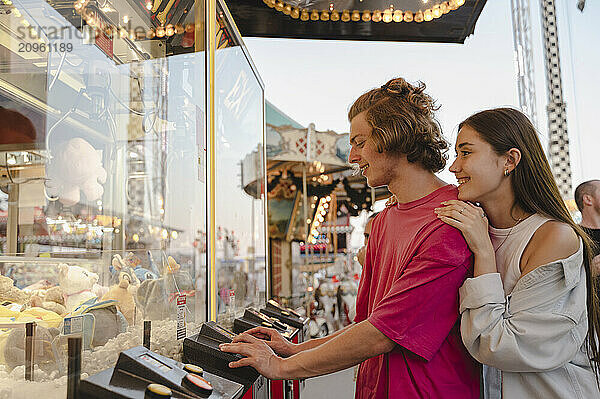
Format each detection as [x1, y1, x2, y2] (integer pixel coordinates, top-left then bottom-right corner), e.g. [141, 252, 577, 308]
[261, 299, 309, 343]
[233, 308, 296, 340]
[183, 322, 268, 399]
[79, 346, 244, 399]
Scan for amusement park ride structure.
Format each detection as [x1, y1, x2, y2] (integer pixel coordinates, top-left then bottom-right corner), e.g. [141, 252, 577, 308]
[510, 0, 585, 199]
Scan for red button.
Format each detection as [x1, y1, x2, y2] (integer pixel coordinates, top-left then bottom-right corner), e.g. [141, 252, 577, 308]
[184, 373, 213, 394]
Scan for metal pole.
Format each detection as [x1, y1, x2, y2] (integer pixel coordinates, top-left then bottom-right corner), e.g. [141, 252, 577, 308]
[7, 183, 18, 255]
[205, 0, 217, 321]
[25, 322, 35, 381]
[67, 336, 82, 399]
[143, 320, 151, 349]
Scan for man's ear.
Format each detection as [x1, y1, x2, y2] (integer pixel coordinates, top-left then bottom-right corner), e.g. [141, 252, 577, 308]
[583, 193, 594, 207]
[504, 148, 522, 173]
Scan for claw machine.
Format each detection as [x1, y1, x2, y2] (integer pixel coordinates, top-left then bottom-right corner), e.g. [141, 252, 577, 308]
[0, 0, 267, 396]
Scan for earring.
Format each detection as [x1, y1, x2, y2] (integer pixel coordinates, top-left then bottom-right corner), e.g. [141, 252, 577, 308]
[504, 169, 510, 176]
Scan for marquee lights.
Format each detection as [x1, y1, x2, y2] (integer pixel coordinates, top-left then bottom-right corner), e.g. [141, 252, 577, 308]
[262, 0, 465, 23]
[72, 0, 195, 42]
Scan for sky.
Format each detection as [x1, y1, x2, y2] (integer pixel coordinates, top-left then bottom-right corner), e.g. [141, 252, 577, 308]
[244, 0, 600, 189]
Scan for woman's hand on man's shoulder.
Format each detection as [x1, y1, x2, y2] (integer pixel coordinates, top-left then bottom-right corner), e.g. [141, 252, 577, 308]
[520, 221, 579, 276]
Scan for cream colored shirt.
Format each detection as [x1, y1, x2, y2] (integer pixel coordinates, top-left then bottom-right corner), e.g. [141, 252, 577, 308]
[460, 216, 599, 398]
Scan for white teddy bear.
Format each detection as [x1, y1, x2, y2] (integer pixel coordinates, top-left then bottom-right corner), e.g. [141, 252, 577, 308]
[46, 137, 107, 206]
[58, 263, 99, 311]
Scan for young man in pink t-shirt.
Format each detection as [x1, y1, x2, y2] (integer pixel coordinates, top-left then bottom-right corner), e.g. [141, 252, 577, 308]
[220, 78, 480, 398]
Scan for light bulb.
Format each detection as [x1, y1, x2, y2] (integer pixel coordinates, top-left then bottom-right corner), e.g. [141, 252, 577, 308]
[415, 10, 424, 22]
[423, 9, 433, 21]
[383, 9, 392, 23]
[372, 10, 382, 22]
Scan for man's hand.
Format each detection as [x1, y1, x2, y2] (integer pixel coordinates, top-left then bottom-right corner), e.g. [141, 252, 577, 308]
[219, 333, 286, 380]
[235, 326, 297, 357]
[592, 254, 600, 277]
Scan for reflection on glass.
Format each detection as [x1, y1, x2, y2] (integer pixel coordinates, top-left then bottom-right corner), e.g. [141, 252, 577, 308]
[214, 40, 265, 318]
[0, 0, 208, 386]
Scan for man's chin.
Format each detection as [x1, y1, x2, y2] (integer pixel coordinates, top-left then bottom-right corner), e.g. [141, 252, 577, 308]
[366, 180, 385, 189]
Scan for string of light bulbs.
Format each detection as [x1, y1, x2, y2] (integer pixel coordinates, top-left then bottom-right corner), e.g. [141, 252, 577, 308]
[263, 0, 465, 23]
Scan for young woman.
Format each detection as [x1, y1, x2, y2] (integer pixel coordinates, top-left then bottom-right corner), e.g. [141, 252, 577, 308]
[435, 108, 600, 398]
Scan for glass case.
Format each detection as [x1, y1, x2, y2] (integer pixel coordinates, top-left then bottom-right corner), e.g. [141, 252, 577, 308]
[214, 1, 266, 323]
[0, 0, 266, 394]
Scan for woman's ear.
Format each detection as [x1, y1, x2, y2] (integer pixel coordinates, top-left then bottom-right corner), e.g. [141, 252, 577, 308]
[504, 148, 522, 173]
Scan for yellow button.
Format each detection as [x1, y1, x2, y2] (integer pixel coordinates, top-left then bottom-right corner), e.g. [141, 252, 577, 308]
[146, 383, 172, 398]
[184, 364, 204, 376]
[262, 321, 273, 327]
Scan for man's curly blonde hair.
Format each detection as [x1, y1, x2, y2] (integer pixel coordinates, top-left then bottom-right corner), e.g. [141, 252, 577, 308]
[348, 77, 448, 173]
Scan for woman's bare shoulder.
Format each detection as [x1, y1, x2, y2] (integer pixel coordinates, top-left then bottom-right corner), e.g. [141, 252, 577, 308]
[521, 221, 580, 276]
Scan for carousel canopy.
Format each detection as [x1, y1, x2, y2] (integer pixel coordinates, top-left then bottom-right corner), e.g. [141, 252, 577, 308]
[267, 101, 304, 129]
[226, 0, 486, 42]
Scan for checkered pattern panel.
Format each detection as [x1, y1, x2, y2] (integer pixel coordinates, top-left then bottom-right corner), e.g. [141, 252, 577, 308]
[541, 0, 572, 198]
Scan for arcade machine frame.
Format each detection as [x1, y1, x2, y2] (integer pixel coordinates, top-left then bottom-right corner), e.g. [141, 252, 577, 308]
[0, 0, 269, 397]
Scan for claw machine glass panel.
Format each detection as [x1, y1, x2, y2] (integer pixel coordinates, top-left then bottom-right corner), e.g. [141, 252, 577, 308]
[213, 1, 266, 324]
[0, 0, 219, 394]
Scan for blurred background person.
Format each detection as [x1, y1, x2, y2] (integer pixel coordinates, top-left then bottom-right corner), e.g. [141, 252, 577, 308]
[575, 180, 600, 276]
[356, 211, 379, 267]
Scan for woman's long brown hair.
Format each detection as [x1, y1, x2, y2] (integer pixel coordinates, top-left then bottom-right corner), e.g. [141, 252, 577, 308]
[460, 107, 600, 381]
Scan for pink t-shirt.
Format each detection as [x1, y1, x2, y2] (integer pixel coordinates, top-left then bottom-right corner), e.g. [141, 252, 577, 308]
[354, 185, 480, 399]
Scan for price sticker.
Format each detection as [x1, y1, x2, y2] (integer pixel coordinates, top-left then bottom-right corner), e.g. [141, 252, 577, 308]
[176, 295, 187, 340]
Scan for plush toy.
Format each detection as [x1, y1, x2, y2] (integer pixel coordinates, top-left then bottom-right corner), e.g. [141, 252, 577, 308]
[165, 256, 181, 274]
[88, 304, 127, 347]
[136, 256, 194, 321]
[0, 304, 63, 369]
[23, 280, 54, 292]
[29, 287, 67, 314]
[0, 325, 60, 370]
[0, 305, 63, 329]
[46, 137, 107, 206]
[102, 272, 136, 325]
[29, 286, 67, 315]
[91, 282, 109, 299]
[134, 267, 158, 282]
[67, 298, 127, 347]
[124, 252, 159, 282]
[57, 264, 99, 311]
[0, 275, 31, 304]
[110, 254, 141, 287]
[123, 252, 142, 269]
